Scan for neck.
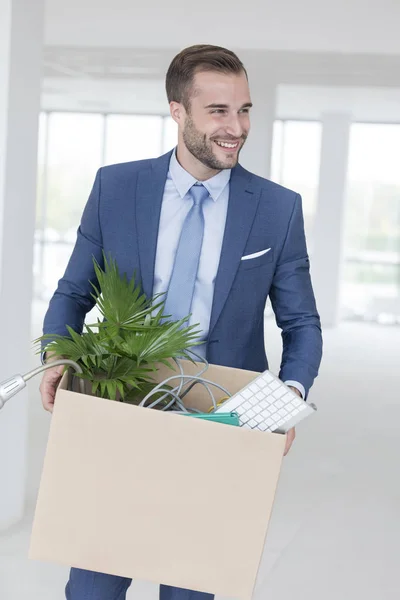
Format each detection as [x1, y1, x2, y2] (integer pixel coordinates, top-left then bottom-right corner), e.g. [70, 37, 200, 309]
[175, 142, 221, 181]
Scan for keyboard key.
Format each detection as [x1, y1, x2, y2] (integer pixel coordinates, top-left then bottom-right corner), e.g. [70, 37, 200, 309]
[223, 396, 243, 411]
[247, 409, 256, 419]
[273, 387, 286, 399]
[284, 402, 296, 412]
[248, 419, 258, 428]
[274, 399, 284, 408]
[242, 388, 252, 400]
[269, 380, 280, 391]
[255, 392, 265, 401]
[255, 414, 264, 424]
[242, 401, 251, 411]
[261, 408, 271, 417]
[259, 422, 268, 431]
[249, 384, 259, 394]
[261, 372, 274, 383]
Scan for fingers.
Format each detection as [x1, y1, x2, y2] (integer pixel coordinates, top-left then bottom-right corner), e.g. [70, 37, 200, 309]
[283, 427, 296, 456]
[39, 365, 64, 413]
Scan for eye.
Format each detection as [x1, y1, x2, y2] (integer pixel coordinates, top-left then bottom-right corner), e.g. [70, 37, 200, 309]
[211, 109, 225, 114]
[239, 108, 250, 114]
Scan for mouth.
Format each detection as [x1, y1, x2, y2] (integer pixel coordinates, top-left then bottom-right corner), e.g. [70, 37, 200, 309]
[213, 139, 240, 153]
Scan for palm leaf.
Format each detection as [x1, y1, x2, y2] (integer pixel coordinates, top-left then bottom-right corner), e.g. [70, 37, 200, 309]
[35, 253, 202, 402]
[90, 254, 163, 331]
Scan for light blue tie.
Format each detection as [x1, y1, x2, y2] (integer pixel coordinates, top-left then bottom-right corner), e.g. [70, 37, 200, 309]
[164, 183, 209, 324]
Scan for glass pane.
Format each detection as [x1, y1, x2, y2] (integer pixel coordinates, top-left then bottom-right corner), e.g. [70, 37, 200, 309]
[45, 112, 103, 237]
[271, 121, 322, 243]
[34, 112, 48, 298]
[36, 112, 48, 231]
[104, 115, 163, 165]
[39, 112, 103, 298]
[342, 123, 400, 322]
[270, 120, 284, 183]
[163, 117, 178, 153]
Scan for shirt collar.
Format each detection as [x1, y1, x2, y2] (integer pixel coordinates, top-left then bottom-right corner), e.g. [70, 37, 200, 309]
[168, 148, 231, 202]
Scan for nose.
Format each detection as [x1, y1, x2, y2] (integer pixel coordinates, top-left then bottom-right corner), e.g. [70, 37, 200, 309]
[225, 113, 243, 139]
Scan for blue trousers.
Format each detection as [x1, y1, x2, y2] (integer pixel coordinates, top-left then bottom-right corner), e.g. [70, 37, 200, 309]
[65, 568, 214, 600]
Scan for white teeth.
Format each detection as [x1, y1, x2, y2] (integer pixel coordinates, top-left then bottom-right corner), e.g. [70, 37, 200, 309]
[215, 141, 238, 149]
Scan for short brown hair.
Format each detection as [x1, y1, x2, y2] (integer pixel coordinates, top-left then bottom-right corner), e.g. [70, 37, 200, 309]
[166, 44, 247, 111]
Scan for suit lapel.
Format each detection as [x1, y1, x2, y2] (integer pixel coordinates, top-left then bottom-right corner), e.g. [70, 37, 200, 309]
[135, 151, 172, 299]
[209, 165, 261, 335]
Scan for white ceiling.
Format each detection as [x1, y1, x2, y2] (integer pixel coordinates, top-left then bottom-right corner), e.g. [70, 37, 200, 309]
[41, 1, 400, 121]
[42, 46, 400, 87]
[41, 47, 400, 121]
[44, 0, 400, 55]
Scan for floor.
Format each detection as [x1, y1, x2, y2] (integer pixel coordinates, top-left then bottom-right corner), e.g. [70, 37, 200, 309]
[0, 306, 399, 599]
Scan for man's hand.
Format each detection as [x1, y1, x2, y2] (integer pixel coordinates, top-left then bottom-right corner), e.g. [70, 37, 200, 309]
[39, 357, 64, 413]
[283, 427, 296, 456]
[283, 385, 303, 456]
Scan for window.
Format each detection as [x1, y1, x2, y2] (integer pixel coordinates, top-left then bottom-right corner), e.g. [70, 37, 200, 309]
[271, 120, 322, 245]
[35, 113, 103, 298]
[163, 117, 178, 153]
[34, 112, 49, 298]
[342, 123, 400, 323]
[35, 112, 174, 301]
[104, 115, 163, 165]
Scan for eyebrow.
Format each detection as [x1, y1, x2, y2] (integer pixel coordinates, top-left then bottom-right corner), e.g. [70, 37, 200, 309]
[204, 103, 253, 110]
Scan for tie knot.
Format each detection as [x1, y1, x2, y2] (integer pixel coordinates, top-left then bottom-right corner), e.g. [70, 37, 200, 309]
[190, 183, 209, 206]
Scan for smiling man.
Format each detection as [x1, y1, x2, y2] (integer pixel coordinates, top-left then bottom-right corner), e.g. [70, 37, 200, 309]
[173, 67, 251, 174]
[40, 45, 323, 600]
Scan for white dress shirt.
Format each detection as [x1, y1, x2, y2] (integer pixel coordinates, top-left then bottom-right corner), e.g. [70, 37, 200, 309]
[152, 150, 305, 399]
[153, 150, 230, 354]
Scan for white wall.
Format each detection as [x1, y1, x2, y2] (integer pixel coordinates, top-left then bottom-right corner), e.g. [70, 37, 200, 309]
[0, 0, 44, 530]
[277, 85, 400, 123]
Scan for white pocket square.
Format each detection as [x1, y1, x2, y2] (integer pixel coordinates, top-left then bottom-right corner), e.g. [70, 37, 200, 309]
[241, 248, 271, 261]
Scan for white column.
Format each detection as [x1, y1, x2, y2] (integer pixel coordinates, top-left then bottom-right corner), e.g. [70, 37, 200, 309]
[240, 75, 276, 179]
[0, 0, 44, 530]
[311, 112, 352, 328]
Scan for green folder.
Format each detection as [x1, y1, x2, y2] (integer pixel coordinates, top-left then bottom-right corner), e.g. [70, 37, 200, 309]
[180, 412, 240, 427]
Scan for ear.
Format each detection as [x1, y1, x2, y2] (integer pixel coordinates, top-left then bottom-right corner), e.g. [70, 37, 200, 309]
[170, 101, 186, 125]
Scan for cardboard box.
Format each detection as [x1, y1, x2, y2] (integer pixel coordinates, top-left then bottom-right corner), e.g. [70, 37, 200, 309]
[29, 360, 286, 599]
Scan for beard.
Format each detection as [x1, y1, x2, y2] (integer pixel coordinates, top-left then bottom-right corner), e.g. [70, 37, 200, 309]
[182, 115, 246, 171]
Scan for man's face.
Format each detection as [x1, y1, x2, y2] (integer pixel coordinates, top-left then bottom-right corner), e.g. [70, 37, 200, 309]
[180, 70, 252, 171]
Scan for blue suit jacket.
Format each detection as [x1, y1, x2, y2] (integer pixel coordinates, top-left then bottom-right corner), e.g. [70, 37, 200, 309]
[43, 150, 322, 396]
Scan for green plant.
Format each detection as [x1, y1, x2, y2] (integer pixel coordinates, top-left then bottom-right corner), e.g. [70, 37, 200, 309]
[35, 254, 202, 404]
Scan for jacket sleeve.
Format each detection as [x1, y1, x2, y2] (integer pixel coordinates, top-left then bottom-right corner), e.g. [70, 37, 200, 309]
[42, 169, 105, 348]
[269, 194, 323, 397]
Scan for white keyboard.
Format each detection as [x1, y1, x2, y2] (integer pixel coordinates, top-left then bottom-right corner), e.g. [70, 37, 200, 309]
[215, 370, 316, 433]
